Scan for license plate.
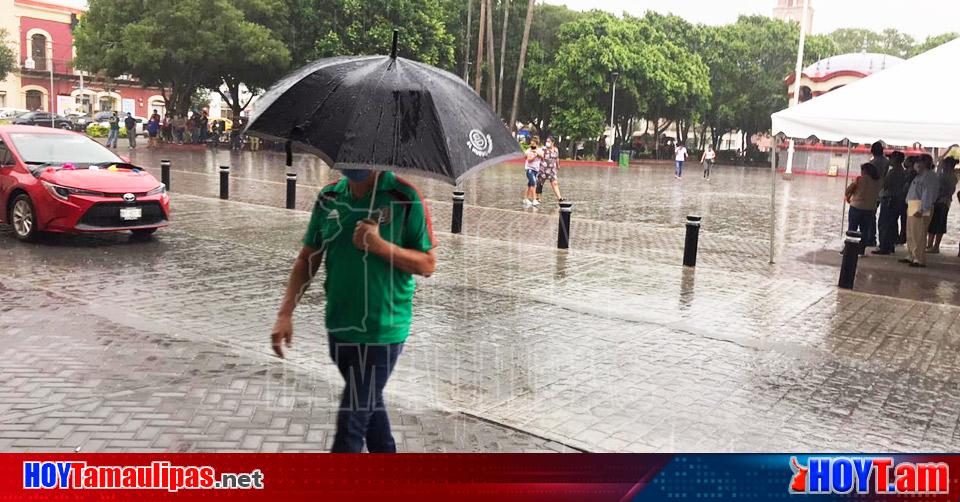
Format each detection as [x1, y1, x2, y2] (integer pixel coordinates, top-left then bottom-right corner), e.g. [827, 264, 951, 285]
[119, 207, 142, 221]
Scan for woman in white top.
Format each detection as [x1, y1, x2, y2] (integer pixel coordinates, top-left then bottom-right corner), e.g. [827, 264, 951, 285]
[523, 138, 543, 207]
[700, 145, 716, 180]
[675, 143, 688, 179]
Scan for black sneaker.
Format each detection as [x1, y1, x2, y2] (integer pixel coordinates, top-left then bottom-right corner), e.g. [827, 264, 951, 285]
[871, 250, 892, 255]
[898, 258, 913, 264]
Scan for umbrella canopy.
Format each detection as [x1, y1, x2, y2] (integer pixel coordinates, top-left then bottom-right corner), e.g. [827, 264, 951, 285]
[772, 38, 960, 148]
[244, 38, 522, 185]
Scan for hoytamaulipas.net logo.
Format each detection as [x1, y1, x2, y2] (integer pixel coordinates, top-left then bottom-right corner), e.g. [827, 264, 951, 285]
[23, 461, 264, 492]
[789, 456, 948, 495]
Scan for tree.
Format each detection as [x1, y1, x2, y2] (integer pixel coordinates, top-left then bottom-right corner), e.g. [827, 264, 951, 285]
[0, 29, 15, 82]
[496, 0, 510, 115]
[288, 0, 456, 70]
[509, 0, 536, 130]
[484, 0, 497, 107]
[203, 0, 291, 119]
[75, 0, 283, 117]
[828, 27, 916, 58]
[534, 12, 709, 154]
[911, 32, 959, 57]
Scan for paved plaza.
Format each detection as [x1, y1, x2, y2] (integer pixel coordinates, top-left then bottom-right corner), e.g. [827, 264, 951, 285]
[3, 146, 960, 452]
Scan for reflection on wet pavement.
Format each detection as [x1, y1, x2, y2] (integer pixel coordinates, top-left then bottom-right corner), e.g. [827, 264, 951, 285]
[2, 145, 960, 453]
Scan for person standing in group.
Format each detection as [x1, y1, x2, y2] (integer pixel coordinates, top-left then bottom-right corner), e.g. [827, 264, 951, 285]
[231, 118, 244, 150]
[866, 141, 890, 247]
[198, 111, 209, 144]
[146, 110, 161, 148]
[523, 137, 543, 207]
[899, 156, 919, 244]
[106, 111, 120, 148]
[700, 145, 716, 180]
[845, 163, 882, 255]
[535, 137, 563, 204]
[901, 155, 939, 268]
[184, 113, 195, 144]
[123, 112, 137, 149]
[870, 141, 890, 177]
[874, 151, 907, 255]
[270, 168, 436, 453]
[675, 142, 688, 179]
[925, 157, 958, 254]
[162, 113, 173, 143]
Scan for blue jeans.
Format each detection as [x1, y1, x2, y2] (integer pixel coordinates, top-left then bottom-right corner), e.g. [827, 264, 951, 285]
[525, 169, 537, 187]
[675, 161, 684, 177]
[848, 206, 876, 254]
[107, 129, 119, 147]
[328, 333, 404, 453]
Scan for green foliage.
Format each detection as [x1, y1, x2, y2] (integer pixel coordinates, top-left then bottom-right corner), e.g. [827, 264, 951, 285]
[0, 29, 14, 82]
[287, 0, 456, 68]
[85, 123, 108, 137]
[75, 0, 289, 117]
[911, 33, 959, 57]
[828, 27, 955, 59]
[533, 11, 709, 144]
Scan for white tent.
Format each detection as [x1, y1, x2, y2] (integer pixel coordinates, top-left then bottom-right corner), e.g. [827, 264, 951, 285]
[772, 38, 960, 148]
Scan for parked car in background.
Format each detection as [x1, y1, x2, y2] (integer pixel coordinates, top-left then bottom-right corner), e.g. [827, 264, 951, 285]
[0, 108, 30, 120]
[12, 112, 74, 129]
[0, 125, 170, 241]
[67, 113, 96, 132]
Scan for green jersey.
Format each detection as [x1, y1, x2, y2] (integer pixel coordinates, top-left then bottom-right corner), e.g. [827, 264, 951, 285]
[303, 171, 435, 344]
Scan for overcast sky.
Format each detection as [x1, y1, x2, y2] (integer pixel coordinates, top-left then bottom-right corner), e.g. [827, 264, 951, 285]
[544, 0, 959, 39]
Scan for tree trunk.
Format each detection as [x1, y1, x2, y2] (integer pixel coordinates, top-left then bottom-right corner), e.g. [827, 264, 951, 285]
[463, 0, 473, 82]
[473, 0, 486, 93]
[496, 0, 510, 116]
[484, 0, 497, 109]
[509, 0, 536, 132]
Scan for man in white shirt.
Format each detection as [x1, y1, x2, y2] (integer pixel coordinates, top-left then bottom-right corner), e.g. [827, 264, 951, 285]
[675, 143, 688, 179]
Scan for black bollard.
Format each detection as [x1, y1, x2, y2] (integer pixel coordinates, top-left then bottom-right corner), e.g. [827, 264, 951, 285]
[683, 215, 702, 267]
[286, 173, 297, 209]
[160, 159, 170, 191]
[451, 191, 465, 234]
[557, 201, 574, 249]
[838, 230, 862, 290]
[219, 165, 229, 200]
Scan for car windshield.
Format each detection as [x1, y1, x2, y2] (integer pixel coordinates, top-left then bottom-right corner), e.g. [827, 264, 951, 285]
[8, 133, 123, 165]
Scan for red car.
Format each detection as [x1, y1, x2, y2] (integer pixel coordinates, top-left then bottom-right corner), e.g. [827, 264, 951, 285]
[0, 125, 170, 241]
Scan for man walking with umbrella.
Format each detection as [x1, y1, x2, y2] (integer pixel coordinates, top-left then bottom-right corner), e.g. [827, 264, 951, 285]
[253, 30, 519, 452]
[271, 168, 436, 453]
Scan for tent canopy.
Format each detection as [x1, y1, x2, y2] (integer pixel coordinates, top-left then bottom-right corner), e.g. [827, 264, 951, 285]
[772, 39, 960, 148]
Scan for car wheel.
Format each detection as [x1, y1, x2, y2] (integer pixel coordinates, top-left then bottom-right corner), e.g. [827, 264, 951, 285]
[59, 123, 72, 130]
[10, 194, 39, 242]
[131, 228, 157, 238]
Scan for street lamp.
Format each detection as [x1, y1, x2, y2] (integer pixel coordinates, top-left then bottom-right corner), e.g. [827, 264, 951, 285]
[608, 71, 619, 163]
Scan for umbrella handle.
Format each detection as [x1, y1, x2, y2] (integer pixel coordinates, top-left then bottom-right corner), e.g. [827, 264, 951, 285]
[367, 171, 381, 220]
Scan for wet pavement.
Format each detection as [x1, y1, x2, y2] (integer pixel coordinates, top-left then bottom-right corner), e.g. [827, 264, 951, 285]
[2, 144, 960, 452]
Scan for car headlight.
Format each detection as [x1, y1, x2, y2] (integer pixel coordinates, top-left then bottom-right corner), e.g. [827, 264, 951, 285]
[146, 184, 166, 196]
[42, 181, 105, 200]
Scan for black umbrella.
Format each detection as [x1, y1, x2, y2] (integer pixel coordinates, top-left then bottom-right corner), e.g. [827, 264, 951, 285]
[244, 32, 522, 185]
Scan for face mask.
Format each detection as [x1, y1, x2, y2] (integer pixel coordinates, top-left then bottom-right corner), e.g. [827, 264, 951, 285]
[339, 168, 372, 182]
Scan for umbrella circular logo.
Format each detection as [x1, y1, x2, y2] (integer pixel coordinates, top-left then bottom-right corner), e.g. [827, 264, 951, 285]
[467, 129, 493, 158]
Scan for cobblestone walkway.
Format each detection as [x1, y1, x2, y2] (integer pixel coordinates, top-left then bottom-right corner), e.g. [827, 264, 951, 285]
[4, 189, 960, 452]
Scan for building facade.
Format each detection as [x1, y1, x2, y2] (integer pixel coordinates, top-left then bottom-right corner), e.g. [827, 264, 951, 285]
[0, 0, 165, 117]
[784, 52, 904, 105]
[773, 0, 815, 35]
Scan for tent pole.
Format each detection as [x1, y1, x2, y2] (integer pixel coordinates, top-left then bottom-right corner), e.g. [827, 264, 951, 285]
[840, 140, 852, 236]
[769, 135, 778, 264]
